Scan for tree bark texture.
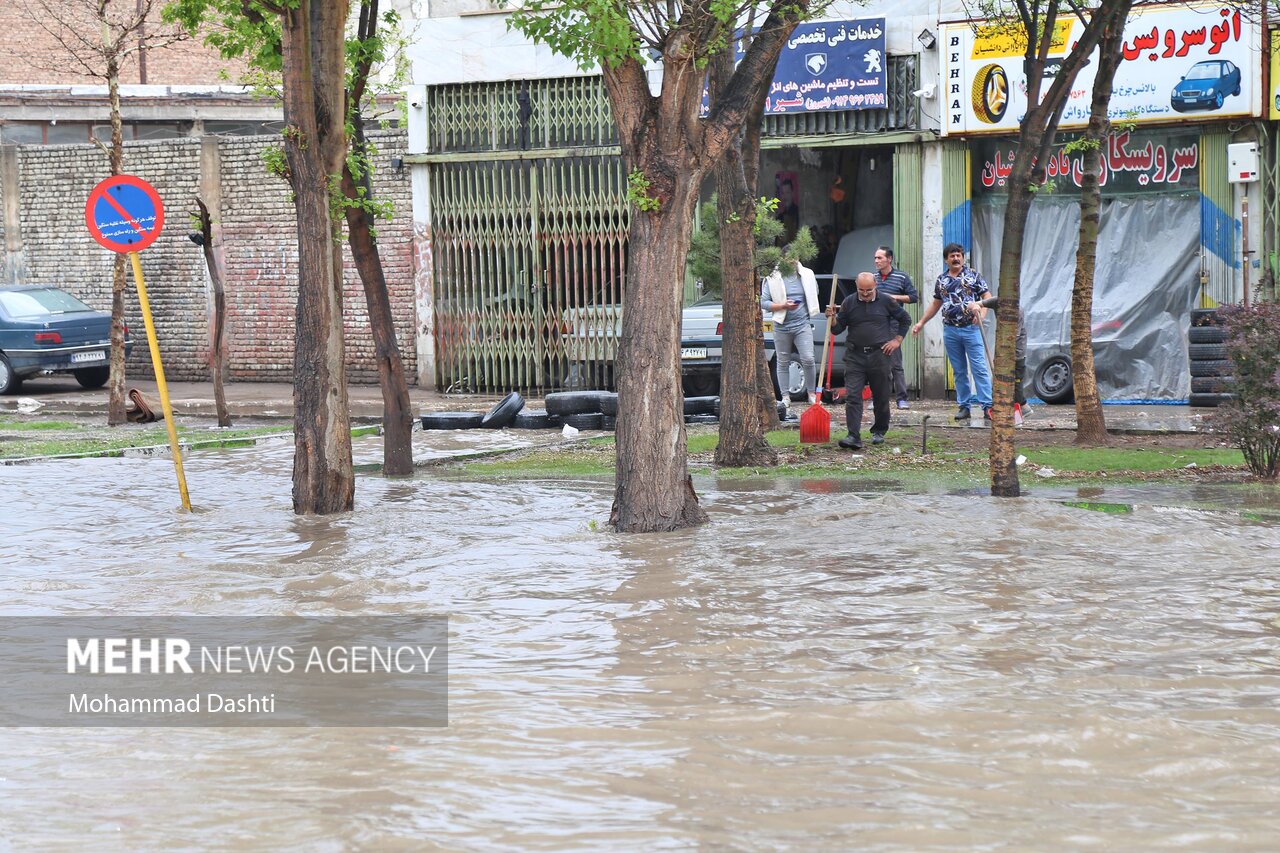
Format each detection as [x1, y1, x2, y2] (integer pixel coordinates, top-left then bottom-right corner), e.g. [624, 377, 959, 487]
[1071, 14, 1129, 446]
[281, 0, 355, 515]
[195, 199, 231, 427]
[711, 45, 776, 468]
[343, 164, 414, 476]
[988, 1, 1118, 497]
[106, 52, 128, 426]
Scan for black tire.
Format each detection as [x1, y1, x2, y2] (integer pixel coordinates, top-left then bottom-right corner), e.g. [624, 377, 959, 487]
[480, 391, 524, 429]
[598, 392, 619, 416]
[0, 354, 21, 395]
[600, 415, 616, 430]
[1187, 326, 1226, 343]
[512, 408, 554, 429]
[1189, 359, 1233, 378]
[682, 373, 720, 397]
[684, 396, 718, 416]
[420, 411, 485, 430]
[778, 401, 793, 421]
[685, 413, 718, 425]
[789, 388, 810, 403]
[562, 412, 603, 430]
[1189, 392, 1234, 408]
[1033, 355, 1074, 403]
[74, 366, 110, 389]
[545, 391, 606, 417]
[1188, 343, 1228, 361]
[1191, 375, 1236, 393]
[1190, 308, 1220, 327]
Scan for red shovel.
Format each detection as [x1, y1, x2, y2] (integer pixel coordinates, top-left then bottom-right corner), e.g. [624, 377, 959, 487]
[800, 277, 841, 443]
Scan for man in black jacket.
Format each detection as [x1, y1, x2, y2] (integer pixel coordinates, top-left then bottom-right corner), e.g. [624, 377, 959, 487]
[826, 272, 912, 450]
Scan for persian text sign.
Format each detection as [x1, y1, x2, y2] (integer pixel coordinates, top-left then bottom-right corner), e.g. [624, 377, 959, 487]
[972, 129, 1201, 197]
[766, 19, 887, 113]
[941, 2, 1260, 136]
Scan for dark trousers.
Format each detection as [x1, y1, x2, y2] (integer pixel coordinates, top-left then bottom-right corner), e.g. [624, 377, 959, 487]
[843, 348, 892, 440]
[890, 347, 908, 402]
[1015, 357, 1027, 406]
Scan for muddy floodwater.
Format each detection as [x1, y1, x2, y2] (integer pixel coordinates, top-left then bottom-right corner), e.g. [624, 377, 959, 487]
[2, 434, 1279, 850]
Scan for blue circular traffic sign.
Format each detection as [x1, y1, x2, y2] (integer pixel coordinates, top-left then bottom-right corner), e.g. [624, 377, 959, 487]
[85, 174, 165, 253]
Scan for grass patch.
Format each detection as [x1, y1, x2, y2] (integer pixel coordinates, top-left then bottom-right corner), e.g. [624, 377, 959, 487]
[0, 418, 79, 431]
[456, 450, 613, 477]
[1061, 500, 1134, 514]
[0, 424, 288, 460]
[1022, 446, 1244, 473]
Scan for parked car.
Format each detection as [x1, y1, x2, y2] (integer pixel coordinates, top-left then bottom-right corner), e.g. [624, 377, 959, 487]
[679, 224, 893, 398]
[1170, 60, 1241, 112]
[0, 285, 130, 394]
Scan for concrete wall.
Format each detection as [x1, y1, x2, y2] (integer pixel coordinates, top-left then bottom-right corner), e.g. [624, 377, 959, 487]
[0, 130, 418, 384]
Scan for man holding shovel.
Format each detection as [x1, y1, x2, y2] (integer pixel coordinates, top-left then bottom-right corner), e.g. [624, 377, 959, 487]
[826, 272, 911, 450]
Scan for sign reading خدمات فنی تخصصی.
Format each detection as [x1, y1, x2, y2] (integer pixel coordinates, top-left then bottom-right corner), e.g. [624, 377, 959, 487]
[941, 2, 1260, 136]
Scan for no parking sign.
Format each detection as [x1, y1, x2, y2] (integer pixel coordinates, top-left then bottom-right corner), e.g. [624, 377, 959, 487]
[84, 173, 190, 511]
[84, 174, 165, 253]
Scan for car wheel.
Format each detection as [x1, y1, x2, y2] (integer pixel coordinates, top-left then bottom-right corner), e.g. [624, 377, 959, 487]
[1215, 92, 1224, 109]
[512, 408, 554, 429]
[544, 391, 608, 417]
[1032, 355, 1074, 403]
[74, 366, 110, 390]
[682, 373, 720, 397]
[1234, 83, 1241, 97]
[0, 354, 21, 395]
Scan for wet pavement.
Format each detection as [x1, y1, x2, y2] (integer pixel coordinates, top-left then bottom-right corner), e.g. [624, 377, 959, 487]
[1, 434, 1278, 849]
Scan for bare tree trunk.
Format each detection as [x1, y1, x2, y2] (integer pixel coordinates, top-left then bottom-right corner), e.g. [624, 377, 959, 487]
[343, 164, 414, 476]
[195, 199, 231, 427]
[105, 49, 128, 425]
[282, 1, 354, 514]
[712, 50, 775, 468]
[341, 0, 413, 476]
[610, 174, 708, 532]
[1071, 12, 1129, 446]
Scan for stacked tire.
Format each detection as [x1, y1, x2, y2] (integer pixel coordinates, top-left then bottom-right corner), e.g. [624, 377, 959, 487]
[1188, 309, 1234, 407]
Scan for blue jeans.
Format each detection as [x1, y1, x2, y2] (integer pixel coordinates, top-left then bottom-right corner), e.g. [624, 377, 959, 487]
[943, 324, 992, 409]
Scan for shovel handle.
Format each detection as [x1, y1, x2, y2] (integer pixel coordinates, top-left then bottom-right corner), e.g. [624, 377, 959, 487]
[820, 276, 839, 392]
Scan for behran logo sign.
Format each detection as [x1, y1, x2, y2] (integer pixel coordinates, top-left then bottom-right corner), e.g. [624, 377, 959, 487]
[941, 2, 1260, 136]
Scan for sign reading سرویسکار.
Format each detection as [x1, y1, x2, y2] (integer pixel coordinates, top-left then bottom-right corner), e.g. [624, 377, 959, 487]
[84, 174, 165, 253]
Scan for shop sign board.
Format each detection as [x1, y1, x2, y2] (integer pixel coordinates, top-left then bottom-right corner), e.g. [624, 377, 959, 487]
[971, 128, 1201, 198]
[941, 2, 1260, 136]
[702, 18, 887, 116]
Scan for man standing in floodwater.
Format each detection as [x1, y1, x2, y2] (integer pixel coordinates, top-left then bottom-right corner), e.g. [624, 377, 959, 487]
[826, 272, 911, 450]
[912, 243, 993, 421]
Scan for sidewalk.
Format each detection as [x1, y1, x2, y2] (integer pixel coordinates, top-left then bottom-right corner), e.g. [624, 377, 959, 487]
[0, 377, 1211, 434]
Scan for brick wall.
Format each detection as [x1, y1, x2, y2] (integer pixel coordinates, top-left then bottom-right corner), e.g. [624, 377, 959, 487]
[5, 130, 418, 384]
[0, 2, 247, 86]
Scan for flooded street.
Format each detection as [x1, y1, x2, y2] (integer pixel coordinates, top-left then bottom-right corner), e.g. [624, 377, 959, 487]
[2, 436, 1279, 850]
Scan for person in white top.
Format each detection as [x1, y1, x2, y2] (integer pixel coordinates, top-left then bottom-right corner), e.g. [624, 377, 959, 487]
[761, 242, 821, 403]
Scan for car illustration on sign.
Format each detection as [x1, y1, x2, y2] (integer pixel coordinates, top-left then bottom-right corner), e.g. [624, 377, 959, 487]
[1170, 60, 1241, 112]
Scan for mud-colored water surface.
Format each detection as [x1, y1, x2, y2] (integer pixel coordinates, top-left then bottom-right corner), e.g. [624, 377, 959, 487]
[1, 434, 1278, 850]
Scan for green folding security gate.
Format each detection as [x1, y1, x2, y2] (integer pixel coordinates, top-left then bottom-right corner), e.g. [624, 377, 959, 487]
[429, 155, 629, 394]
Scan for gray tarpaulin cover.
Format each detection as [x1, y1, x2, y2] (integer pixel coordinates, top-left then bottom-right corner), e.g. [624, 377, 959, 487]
[971, 196, 1200, 401]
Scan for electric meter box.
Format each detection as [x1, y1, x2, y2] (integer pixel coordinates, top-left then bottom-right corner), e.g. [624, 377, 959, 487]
[1227, 142, 1259, 183]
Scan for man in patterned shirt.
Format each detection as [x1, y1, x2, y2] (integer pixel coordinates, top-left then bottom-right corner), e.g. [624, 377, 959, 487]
[911, 243, 993, 421]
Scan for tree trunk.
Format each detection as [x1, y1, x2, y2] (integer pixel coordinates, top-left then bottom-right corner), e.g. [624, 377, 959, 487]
[712, 89, 775, 467]
[281, 1, 354, 515]
[195, 199, 231, 427]
[714, 179, 777, 467]
[343, 163, 414, 476]
[1071, 14, 1129, 446]
[610, 173, 708, 532]
[342, 0, 413, 477]
[105, 51, 128, 426]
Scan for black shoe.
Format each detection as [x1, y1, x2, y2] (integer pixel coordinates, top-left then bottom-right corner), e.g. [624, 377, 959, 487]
[954, 407, 971, 421]
[838, 434, 863, 450]
[983, 407, 994, 421]
[871, 433, 885, 445]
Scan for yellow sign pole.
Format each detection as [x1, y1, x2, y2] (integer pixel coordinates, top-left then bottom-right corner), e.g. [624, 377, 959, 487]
[129, 251, 192, 512]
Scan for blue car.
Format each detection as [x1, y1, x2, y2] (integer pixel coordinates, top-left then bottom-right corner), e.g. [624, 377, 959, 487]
[0, 286, 130, 394]
[1171, 60, 1241, 112]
